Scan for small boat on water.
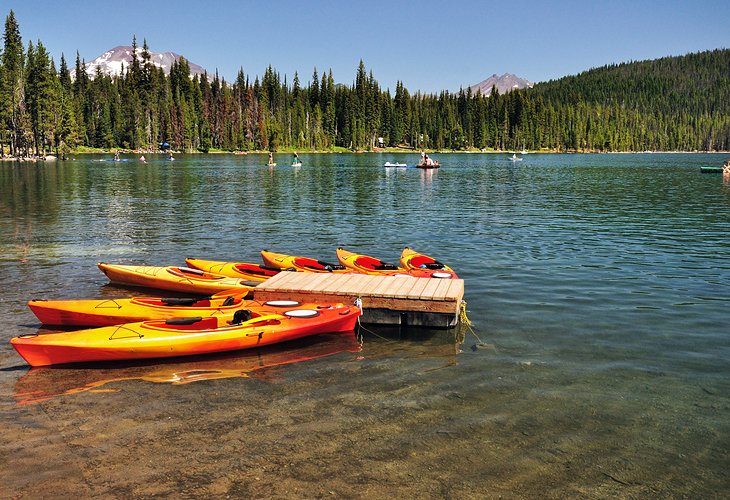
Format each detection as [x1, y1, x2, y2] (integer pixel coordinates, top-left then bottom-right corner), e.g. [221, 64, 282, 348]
[14, 331, 362, 403]
[291, 161, 302, 167]
[384, 162, 408, 168]
[11, 303, 362, 367]
[510, 154, 523, 162]
[399, 247, 458, 279]
[700, 166, 724, 173]
[261, 250, 349, 273]
[701, 160, 730, 173]
[336, 247, 454, 278]
[98, 263, 256, 295]
[185, 258, 283, 282]
[416, 161, 440, 169]
[26, 291, 318, 327]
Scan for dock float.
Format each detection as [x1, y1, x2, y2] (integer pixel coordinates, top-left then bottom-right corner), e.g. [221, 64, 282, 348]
[253, 272, 465, 328]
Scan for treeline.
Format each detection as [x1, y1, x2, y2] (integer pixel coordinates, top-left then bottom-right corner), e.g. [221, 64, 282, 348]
[1, 10, 729, 156]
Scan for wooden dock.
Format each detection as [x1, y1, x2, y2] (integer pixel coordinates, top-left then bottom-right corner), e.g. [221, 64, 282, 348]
[253, 272, 465, 328]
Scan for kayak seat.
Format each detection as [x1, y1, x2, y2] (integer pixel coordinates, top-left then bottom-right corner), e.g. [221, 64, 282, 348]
[222, 296, 236, 307]
[162, 297, 208, 306]
[230, 309, 253, 325]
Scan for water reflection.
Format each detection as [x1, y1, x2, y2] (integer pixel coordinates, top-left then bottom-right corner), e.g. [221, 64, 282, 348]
[419, 166, 437, 188]
[14, 332, 361, 405]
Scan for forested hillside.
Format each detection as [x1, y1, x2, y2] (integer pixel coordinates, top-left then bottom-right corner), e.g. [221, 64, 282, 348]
[526, 49, 730, 151]
[1, 10, 728, 156]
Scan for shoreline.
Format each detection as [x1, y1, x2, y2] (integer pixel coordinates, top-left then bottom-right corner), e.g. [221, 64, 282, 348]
[2, 149, 729, 161]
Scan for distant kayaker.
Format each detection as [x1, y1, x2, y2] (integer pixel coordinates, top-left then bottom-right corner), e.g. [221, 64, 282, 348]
[723, 159, 730, 174]
[139, 155, 146, 163]
[268, 152, 274, 165]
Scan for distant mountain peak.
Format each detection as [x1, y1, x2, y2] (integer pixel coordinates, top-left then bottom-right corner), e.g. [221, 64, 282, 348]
[470, 73, 533, 96]
[72, 45, 208, 80]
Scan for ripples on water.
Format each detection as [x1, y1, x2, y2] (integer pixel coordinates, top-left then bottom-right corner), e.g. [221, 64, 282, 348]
[1, 153, 729, 495]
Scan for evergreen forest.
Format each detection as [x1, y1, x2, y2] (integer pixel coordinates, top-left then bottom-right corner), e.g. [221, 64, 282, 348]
[1, 10, 729, 157]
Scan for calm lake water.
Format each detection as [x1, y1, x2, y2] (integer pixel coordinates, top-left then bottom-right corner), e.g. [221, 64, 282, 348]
[1, 153, 729, 497]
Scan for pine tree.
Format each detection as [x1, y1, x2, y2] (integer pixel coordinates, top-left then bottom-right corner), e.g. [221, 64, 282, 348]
[1, 10, 25, 156]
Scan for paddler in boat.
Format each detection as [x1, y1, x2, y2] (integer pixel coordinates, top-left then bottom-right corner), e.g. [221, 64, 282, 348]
[723, 159, 730, 174]
[268, 152, 275, 166]
[139, 154, 147, 163]
[113, 151, 120, 161]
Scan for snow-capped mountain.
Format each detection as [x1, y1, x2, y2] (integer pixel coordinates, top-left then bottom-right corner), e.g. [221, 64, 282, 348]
[73, 45, 208, 79]
[470, 73, 533, 96]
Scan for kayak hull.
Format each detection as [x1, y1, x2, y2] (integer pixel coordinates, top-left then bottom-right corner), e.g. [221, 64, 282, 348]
[12, 304, 361, 367]
[98, 263, 255, 295]
[185, 257, 282, 282]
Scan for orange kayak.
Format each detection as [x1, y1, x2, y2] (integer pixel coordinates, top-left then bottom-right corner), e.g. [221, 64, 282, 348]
[260, 249, 349, 273]
[27, 292, 327, 327]
[185, 258, 283, 282]
[12, 303, 361, 367]
[399, 247, 458, 279]
[98, 263, 256, 295]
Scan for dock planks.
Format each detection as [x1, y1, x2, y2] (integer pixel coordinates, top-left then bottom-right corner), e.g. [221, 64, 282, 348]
[253, 272, 464, 317]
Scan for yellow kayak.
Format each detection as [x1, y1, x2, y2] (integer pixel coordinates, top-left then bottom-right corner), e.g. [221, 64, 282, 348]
[260, 250, 349, 273]
[98, 263, 256, 295]
[185, 257, 284, 282]
[399, 247, 458, 279]
[27, 291, 327, 327]
[336, 247, 455, 278]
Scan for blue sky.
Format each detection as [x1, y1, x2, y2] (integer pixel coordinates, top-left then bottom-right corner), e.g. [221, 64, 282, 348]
[4, 0, 728, 93]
